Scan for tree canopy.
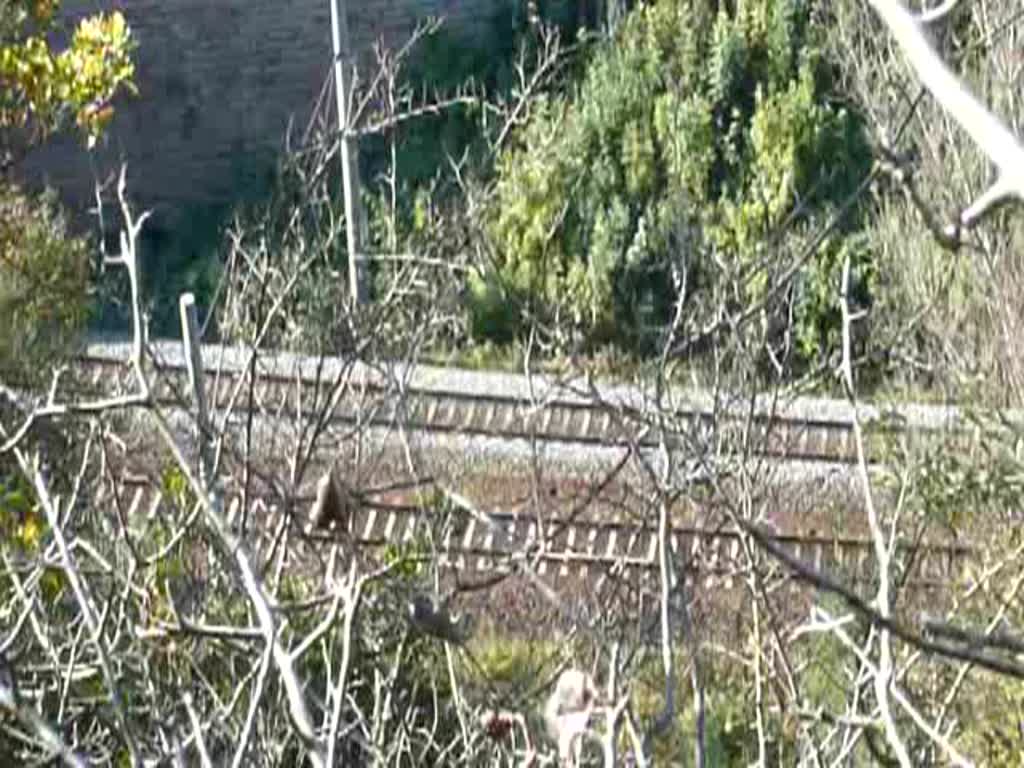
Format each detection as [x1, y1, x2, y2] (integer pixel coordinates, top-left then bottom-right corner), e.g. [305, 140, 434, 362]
[1, 0, 134, 157]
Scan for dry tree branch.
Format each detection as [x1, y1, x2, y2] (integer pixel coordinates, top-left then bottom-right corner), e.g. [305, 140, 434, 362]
[839, 255, 912, 767]
[325, 564, 369, 768]
[5, 442, 142, 765]
[0, 652, 88, 767]
[1, 167, 151, 455]
[919, 0, 961, 25]
[811, 608, 973, 768]
[182, 692, 213, 768]
[492, 24, 569, 153]
[868, 0, 1024, 236]
[739, 517, 1024, 678]
[2, 167, 345, 766]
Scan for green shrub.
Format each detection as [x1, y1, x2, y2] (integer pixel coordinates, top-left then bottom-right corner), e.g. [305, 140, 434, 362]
[0, 183, 92, 384]
[476, 0, 872, 363]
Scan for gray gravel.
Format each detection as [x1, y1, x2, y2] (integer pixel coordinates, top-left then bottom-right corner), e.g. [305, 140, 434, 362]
[83, 337, 1016, 432]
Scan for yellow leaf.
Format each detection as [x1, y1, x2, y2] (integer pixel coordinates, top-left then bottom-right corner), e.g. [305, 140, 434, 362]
[18, 512, 43, 549]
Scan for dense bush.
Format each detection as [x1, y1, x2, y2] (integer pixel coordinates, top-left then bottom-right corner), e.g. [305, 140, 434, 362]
[472, 0, 872, 362]
[0, 184, 91, 384]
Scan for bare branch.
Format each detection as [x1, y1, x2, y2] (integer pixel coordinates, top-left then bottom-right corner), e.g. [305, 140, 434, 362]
[868, 0, 1024, 231]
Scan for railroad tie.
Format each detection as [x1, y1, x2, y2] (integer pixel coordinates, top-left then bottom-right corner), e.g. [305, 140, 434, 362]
[481, 527, 495, 572]
[499, 517, 517, 570]
[584, 527, 599, 579]
[563, 407, 582, 441]
[711, 535, 723, 570]
[401, 514, 416, 544]
[403, 394, 423, 424]
[270, 379, 287, 413]
[502, 404, 518, 434]
[347, 507, 364, 540]
[618, 527, 640, 579]
[814, 425, 830, 459]
[938, 548, 953, 579]
[441, 518, 456, 551]
[795, 425, 811, 458]
[832, 538, 845, 571]
[856, 547, 869, 581]
[441, 397, 459, 428]
[496, 516, 513, 552]
[462, 400, 478, 431]
[482, 401, 498, 432]
[689, 533, 701, 560]
[524, 520, 538, 546]
[605, 528, 618, 561]
[580, 408, 594, 441]
[943, 548, 956, 579]
[844, 425, 860, 461]
[560, 526, 578, 578]
[361, 507, 378, 542]
[424, 397, 441, 426]
[525, 521, 548, 576]
[383, 511, 398, 543]
[540, 406, 556, 437]
[645, 531, 658, 570]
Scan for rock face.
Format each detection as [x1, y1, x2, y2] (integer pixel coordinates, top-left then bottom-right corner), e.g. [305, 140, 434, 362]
[17, 0, 505, 228]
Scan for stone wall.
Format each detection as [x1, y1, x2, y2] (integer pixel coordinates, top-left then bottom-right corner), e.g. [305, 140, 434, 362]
[19, 0, 509, 228]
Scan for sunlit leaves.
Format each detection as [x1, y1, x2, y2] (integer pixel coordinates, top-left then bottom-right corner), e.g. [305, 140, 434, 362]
[0, 6, 135, 147]
[0, 473, 44, 552]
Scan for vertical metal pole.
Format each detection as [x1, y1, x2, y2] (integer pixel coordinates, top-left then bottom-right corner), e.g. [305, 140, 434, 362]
[330, 0, 368, 305]
[179, 293, 211, 484]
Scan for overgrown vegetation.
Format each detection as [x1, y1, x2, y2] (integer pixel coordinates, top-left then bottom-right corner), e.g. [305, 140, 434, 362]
[0, 185, 91, 384]
[9, 0, 1024, 765]
[472, 0, 872, 364]
[1, 1, 135, 378]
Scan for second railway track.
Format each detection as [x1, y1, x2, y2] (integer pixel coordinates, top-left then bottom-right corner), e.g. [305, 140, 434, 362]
[107, 478, 973, 587]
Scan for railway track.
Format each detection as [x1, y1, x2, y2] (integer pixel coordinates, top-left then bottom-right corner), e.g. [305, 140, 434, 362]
[108, 479, 972, 586]
[73, 341, 976, 467]
[67, 341, 980, 588]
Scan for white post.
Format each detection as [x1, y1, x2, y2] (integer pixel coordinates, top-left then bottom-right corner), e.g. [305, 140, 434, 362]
[330, 0, 368, 305]
[179, 293, 211, 482]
